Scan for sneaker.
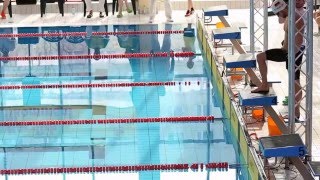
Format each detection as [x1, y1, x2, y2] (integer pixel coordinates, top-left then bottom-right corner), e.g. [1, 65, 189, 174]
[185, 10, 191, 17]
[190, 7, 195, 14]
[127, 8, 132, 13]
[86, 11, 93, 18]
[99, 12, 104, 18]
[117, 14, 123, 18]
[149, 19, 154, 23]
[166, 18, 173, 23]
[314, 32, 320, 37]
[1, 11, 6, 19]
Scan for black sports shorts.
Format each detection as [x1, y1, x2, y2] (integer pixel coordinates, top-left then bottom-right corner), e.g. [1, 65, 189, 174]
[265, 46, 304, 80]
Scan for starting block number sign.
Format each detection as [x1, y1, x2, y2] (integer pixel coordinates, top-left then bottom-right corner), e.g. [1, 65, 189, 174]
[298, 147, 306, 156]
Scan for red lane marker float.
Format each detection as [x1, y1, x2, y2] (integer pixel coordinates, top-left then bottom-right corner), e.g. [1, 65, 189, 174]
[0, 162, 228, 175]
[0, 81, 198, 90]
[0, 52, 195, 62]
[0, 116, 214, 126]
[0, 30, 185, 38]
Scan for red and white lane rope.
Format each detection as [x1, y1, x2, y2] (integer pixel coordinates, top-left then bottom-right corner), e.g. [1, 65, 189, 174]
[0, 81, 201, 90]
[0, 116, 214, 126]
[0, 30, 185, 38]
[0, 162, 229, 175]
[0, 52, 194, 62]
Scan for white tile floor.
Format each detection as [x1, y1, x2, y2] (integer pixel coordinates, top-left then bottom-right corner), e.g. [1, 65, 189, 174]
[0, 10, 196, 27]
[1, 8, 320, 179]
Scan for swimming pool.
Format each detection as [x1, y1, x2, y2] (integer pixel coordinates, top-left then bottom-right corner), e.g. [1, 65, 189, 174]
[0, 24, 250, 179]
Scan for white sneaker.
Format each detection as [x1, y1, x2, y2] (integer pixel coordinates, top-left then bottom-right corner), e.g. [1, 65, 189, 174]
[166, 19, 173, 23]
[149, 18, 154, 23]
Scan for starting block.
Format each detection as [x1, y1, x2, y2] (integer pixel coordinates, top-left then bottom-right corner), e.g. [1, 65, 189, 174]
[239, 86, 277, 106]
[223, 53, 256, 69]
[259, 134, 306, 158]
[212, 27, 241, 40]
[243, 45, 263, 53]
[203, 5, 228, 17]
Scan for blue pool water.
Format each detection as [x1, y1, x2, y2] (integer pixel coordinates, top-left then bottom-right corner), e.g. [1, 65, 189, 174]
[0, 24, 250, 179]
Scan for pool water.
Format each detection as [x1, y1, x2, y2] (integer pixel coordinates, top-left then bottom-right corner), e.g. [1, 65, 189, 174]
[0, 24, 250, 179]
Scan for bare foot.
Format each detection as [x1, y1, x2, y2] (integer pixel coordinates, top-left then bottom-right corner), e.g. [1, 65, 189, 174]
[251, 85, 269, 93]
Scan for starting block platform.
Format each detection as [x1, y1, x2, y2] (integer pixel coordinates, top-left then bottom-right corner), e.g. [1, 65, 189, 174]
[212, 27, 241, 40]
[309, 161, 320, 177]
[223, 53, 256, 68]
[259, 134, 306, 158]
[203, 5, 228, 17]
[243, 45, 263, 53]
[239, 86, 277, 106]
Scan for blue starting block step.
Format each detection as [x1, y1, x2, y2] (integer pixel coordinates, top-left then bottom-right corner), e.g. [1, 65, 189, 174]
[259, 134, 306, 158]
[212, 27, 241, 40]
[203, 5, 228, 17]
[309, 161, 320, 177]
[239, 86, 277, 106]
[223, 53, 256, 68]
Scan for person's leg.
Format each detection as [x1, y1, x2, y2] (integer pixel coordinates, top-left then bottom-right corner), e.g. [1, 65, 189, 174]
[124, 0, 132, 13]
[98, 0, 105, 17]
[149, 0, 156, 23]
[185, 0, 191, 16]
[117, 0, 123, 17]
[85, 0, 93, 18]
[1, 0, 10, 19]
[252, 49, 287, 93]
[189, 0, 194, 12]
[164, 0, 173, 22]
[251, 52, 269, 93]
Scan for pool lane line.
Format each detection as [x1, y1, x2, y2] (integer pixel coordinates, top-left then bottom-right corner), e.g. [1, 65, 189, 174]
[0, 81, 203, 90]
[0, 116, 214, 126]
[0, 52, 195, 62]
[0, 30, 185, 38]
[0, 162, 229, 175]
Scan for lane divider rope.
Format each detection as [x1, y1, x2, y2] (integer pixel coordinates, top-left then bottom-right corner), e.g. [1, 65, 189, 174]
[0, 116, 214, 126]
[0, 52, 195, 61]
[0, 30, 185, 38]
[0, 81, 201, 90]
[0, 162, 229, 175]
